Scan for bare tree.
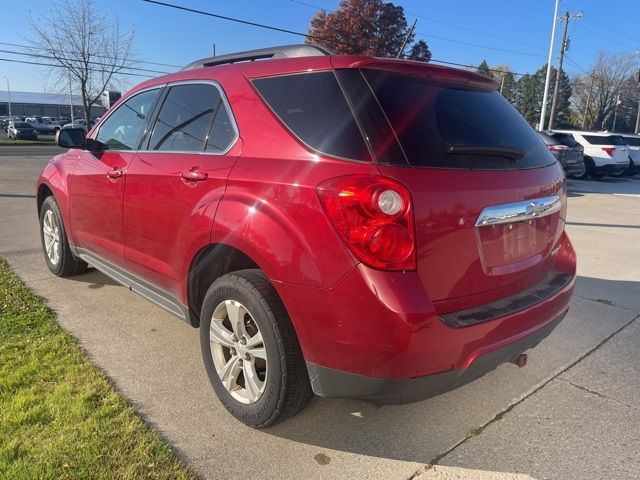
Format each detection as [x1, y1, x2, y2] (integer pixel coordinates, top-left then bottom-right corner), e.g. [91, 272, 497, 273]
[573, 52, 639, 131]
[30, 0, 135, 124]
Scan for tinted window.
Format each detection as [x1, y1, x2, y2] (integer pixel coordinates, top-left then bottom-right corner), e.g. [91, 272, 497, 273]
[549, 132, 581, 148]
[623, 136, 640, 146]
[582, 135, 614, 145]
[14, 122, 32, 128]
[149, 83, 228, 152]
[608, 135, 628, 146]
[206, 97, 236, 153]
[537, 132, 557, 146]
[363, 70, 554, 169]
[253, 72, 370, 161]
[96, 89, 159, 150]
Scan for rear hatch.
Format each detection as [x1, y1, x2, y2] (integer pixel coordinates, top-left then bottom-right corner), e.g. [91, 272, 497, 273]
[353, 68, 566, 312]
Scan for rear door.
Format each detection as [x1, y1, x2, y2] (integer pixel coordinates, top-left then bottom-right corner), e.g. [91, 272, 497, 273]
[68, 88, 161, 263]
[123, 81, 239, 296]
[343, 68, 566, 312]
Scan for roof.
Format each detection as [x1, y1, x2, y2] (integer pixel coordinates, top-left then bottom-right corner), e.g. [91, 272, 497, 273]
[0, 90, 85, 106]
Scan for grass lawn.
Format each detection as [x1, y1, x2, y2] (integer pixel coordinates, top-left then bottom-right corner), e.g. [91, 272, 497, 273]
[0, 259, 197, 480]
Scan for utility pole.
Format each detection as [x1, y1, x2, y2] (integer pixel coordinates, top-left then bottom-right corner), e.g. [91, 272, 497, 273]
[548, 10, 582, 130]
[539, 0, 561, 131]
[212, 43, 216, 57]
[582, 74, 595, 130]
[635, 63, 640, 134]
[396, 19, 417, 59]
[69, 74, 74, 126]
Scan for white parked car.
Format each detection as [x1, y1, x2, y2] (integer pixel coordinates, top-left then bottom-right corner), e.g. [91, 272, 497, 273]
[553, 130, 630, 178]
[619, 133, 640, 176]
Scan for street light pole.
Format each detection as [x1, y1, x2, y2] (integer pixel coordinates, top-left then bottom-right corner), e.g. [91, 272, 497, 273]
[539, 0, 561, 131]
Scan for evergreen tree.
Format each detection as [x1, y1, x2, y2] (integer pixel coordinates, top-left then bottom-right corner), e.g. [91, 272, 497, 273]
[500, 71, 517, 104]
[407, 40, 431, 63]
[476, 60, 494, 78]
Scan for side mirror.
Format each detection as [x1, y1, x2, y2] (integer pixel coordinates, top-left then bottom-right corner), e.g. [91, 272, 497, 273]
[56, 128, 86, 149]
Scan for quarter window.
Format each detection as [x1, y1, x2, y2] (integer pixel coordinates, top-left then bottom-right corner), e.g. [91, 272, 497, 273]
[148, 83, 235, 153]
[95, 89, 159, 150]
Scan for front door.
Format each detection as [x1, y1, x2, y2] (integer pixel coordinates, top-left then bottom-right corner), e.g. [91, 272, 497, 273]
[68, 87, 161, 263]
[123, 82, 240, 297]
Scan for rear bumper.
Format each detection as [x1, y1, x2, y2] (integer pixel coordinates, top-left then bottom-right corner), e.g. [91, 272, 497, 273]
[307, 308, 567, 404]
[593, 162, 628, 173]
[275, 232, 576, 385]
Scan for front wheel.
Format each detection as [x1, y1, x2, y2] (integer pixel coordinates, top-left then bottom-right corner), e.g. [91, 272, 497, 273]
[199, 269, 312, 428]
[39, 196, 88, 276]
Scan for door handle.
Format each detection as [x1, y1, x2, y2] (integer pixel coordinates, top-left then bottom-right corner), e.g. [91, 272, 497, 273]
[180, 167, 208, 182]
[107, 168, 123, 179]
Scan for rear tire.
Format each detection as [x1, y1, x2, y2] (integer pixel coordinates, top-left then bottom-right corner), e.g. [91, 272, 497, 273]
[570, 158, 589, 180]
[39, 196, 88, 277]
[585, 157, 605, 179]
[199, 269, 312, 428]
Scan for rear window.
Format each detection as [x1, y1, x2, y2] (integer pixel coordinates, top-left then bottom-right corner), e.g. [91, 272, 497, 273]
[623, 136, 640, 146]
[549, 132, 581, 148]
[15, 122, 32, 128]
[608, 135, 628, 146]
[582, 135, 621, 146]
[252, 72, 370, 161]
[362, 70, 554, 169]
[537, 132, 557, 146]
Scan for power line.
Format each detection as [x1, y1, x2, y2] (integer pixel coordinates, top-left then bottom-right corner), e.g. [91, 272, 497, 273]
[0, 48, 172, 75]
[413, 31, 545, 58]
[0, 56, 156, 78]
[145, 0, 531, 77]
[0, 40, 182, 69]
[288, 0, 545, 51]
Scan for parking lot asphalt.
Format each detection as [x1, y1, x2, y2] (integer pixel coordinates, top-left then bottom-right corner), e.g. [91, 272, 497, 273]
[1, 145, 638, 480]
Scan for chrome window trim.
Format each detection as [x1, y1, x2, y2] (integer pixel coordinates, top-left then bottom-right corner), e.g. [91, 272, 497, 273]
[475, 195, 562, 227]
[145, 79, 239, 156]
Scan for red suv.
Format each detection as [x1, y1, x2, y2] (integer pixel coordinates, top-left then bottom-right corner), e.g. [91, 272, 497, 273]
[37, 45, 576, 427]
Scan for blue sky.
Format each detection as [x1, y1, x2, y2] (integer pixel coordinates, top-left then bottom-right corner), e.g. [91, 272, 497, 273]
[1, 0, 639, 94]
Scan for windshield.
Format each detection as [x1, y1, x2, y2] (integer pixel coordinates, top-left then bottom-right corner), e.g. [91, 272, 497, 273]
[362, 70, 554, 169]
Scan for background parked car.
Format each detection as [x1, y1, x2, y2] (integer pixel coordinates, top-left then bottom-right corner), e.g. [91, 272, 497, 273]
[553, 130, 630, 178]
[7, 121, 38, 140]
[619, 133, 640, 176]
[26, 117, 62, 134]
[537, 131, 586, 179]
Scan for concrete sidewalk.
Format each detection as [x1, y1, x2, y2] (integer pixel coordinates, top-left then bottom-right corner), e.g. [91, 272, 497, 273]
[1, 150, 638, 479]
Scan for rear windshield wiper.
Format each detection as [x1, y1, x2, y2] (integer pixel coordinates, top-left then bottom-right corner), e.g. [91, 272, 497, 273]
[445, 145, 525, 160]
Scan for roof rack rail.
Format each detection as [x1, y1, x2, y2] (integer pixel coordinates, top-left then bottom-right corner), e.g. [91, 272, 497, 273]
[182, 44, 334, 71]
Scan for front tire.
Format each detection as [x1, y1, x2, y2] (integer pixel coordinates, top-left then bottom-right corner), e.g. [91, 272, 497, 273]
[199, 269, 312, 428]
[39, 196, 88, 277]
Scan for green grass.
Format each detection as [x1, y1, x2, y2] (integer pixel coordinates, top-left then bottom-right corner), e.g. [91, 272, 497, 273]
[0, 260, 197, 480]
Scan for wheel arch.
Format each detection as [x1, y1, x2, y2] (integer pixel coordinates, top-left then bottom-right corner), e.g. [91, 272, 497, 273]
[187, 243, 260, 327]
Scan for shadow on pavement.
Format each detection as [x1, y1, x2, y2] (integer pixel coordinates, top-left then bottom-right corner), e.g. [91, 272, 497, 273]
[263, 275, 639, 464]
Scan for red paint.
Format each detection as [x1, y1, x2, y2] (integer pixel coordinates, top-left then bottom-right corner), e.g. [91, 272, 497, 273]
[37, 54, 576, 384]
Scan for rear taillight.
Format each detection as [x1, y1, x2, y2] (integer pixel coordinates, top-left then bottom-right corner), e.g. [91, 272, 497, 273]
[602, 147, 615, 156]
[548, 145, 569, 152]
[316, 175, 416, 271]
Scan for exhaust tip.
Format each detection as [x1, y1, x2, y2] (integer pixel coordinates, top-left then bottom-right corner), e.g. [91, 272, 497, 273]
[511, 353, 528, 368]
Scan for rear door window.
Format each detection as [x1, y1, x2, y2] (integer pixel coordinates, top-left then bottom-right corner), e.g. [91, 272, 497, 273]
[362, 70, 554, 169]
[149, 83, 235, 152]
[252, 72, 370, 161]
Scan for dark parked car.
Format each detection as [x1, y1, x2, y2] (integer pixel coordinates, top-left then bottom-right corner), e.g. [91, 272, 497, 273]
[37, 44, 576, 427]
[538, 131, 585, 179]
[7, 121, 38, 140]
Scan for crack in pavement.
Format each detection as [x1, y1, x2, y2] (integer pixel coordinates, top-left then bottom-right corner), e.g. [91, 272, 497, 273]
[408, 310, 640, 480]
[575, 294, 638, 312]
[557, 377, 635, 410]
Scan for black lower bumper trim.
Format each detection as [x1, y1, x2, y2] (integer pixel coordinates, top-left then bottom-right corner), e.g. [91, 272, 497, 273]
[307, 309, 567, 405]
[440, 272, 572, 328]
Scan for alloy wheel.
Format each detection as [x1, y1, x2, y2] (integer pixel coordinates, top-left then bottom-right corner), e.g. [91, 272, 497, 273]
[209, 299, 267, 404]
[42, 209, 61, 265]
